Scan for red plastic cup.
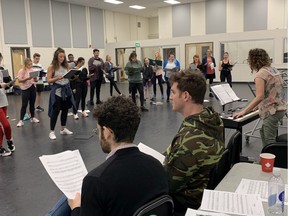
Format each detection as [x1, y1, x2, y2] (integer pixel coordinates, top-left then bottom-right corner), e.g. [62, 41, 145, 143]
[260, 153, 276, 172]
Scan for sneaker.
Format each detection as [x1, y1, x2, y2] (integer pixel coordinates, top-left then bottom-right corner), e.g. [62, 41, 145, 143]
[17, 120, 24, 127]
[49, 131, 56, 140]
[60, 128, 73, 135]
[74, 114, 79, 120]
[7, 140, 15, 152]
[35, 106, 44, 111]
[82, 111, 89, 117]
[141, 106, 149, 112]
[96, 101, 103, 105]
[30, 117, 40, 123]
[0, 147, 11, 157]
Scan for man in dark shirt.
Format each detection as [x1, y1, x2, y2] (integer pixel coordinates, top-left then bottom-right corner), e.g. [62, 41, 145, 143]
[88, 49, 104, 105]
[47, 96, 167, 216]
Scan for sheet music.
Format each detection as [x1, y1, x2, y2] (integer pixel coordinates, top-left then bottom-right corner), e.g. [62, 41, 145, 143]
[235, 178, 288, 205]
[29, 70, 40, 78]
[185, 209, 229, 216]
[222, 83, 240, 101]
[200, 189, 265, 216]
[0, 69, 9, 78]
[138, 142, 165, 164]
[210, 85, 233, 105]
[39, 150, 88, 199]
[93, 60, 102, 66]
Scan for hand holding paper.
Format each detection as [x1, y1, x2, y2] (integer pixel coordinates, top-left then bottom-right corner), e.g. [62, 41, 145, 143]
[39, 150, 88, 199]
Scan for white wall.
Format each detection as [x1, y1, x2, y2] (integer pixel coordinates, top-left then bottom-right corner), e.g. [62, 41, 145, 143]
[267, 0, 286, 29]
[104, 11, 149, 43]
[148, 17, 159, 39]
[190, 2, 205, 36]
[158, 7, 172, 39]
[227, 0, 244, 33]
[106, 29, 287, 82]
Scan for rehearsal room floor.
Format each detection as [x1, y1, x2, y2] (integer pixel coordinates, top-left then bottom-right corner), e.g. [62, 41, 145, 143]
[0, 82, 286, 216]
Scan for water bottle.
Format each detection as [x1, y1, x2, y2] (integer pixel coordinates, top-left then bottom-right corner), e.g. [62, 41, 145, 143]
[268, 167, 285, 215]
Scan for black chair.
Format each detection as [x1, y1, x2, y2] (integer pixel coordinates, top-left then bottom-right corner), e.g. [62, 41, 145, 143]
[261, 142, 288, 169]
[226, 131, 242, 166]
[207, 149, 231, 190]
[132, 195, 174, 216]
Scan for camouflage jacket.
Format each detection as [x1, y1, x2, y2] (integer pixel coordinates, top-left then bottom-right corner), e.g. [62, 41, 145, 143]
[163, 106, 224, 209]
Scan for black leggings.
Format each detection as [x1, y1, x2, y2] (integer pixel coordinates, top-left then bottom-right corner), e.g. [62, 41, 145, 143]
[73, 84, 88, 113]
[166, 78, 171, 100]
[130, 83, 144, 106]
[50, 95, 71, 130]
[20, 85, 36, 120]
[90, 80, 102, 102]
[220, 71, 232, 87]
[152, 74, 163, 96]
[109, 78, 121, 96]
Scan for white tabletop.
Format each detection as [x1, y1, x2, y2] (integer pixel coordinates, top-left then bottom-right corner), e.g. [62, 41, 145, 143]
[215, 163, 287, 215]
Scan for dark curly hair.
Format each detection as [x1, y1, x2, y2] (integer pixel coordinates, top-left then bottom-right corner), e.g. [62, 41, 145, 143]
[93, 96, 141, 143]
[248, 48, 271, 72]
[169, 69, 206, 104]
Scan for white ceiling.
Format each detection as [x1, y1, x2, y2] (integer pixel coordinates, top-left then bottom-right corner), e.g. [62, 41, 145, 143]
[56, 0, 206, 17]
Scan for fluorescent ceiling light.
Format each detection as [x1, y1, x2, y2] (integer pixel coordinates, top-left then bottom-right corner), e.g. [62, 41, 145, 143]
[104, 0, 123, 5]
[164, 0, 181, 5]
[129, 5, 146, 10]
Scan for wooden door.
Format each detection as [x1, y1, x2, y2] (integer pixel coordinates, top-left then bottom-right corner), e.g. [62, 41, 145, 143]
[11, 48, 30, 84]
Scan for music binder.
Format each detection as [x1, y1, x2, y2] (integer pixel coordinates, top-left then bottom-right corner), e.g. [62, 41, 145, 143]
[149, 59, 162, 66]
[0, 69, 9, 78]
[210, 83, 240, 106]
[29, 70, 41, 78]
[63, 69, 81, 79]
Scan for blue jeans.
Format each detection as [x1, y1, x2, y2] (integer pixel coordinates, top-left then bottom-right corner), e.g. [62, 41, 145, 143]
[45, 195, 71, 216]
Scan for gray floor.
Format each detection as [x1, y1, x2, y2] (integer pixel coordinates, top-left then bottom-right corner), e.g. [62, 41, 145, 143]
[0, 82, 286, 216]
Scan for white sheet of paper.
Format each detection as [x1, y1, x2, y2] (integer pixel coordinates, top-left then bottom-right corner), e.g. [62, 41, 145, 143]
[210, 85, 233, 105]
[222, 83, 240, 101]
[138, 142, 165, 164]
[29, 70, 40, 78]
[93, 60, 102, 66]
[235, 178, 288, 205]
[39, 150, 88, 199]
[185, 209, 229, 216]
[200, 189, 265, 216]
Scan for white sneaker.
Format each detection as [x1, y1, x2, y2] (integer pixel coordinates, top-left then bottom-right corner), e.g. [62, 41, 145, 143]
[17, 120, 24, 127]
[49, 131, 56, 140]
[82, 111, 88, 117]
[74, 114, 79, 120]
[30, 117, 40, 123]
[60, 128, 73, 135]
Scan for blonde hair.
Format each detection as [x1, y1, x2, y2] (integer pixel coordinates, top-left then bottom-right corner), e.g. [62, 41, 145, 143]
[155, 51, 162, 60]
[23, 58, 32, 69]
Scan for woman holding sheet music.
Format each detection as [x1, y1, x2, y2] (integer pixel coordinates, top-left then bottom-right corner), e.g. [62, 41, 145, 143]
[70, 57, 93, 119]
[16, 58, 40, 127]
[104, 55, 122, 97]
[234, 48, 287, 147]
[218, 52, 234, 87]
[152, 51, 164, 100]
[163, 51, 180, 102]
[47, 48, 75, 140]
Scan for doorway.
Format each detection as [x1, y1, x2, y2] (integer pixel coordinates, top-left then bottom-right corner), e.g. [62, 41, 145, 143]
[115, 47, 136, 82]
[11, 47, 30, 80]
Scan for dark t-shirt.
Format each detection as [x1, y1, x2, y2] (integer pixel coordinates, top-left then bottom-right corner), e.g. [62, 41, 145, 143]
[71, 147, 168, 216]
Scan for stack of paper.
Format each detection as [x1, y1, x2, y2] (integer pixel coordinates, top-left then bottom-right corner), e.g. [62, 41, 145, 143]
[200, 189, 265, 216]
[236, 178, 288, 205]
[39, 150, 88, 199]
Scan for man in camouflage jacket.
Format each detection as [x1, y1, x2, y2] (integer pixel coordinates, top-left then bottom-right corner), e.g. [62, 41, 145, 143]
[163, 70, 224, 215]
